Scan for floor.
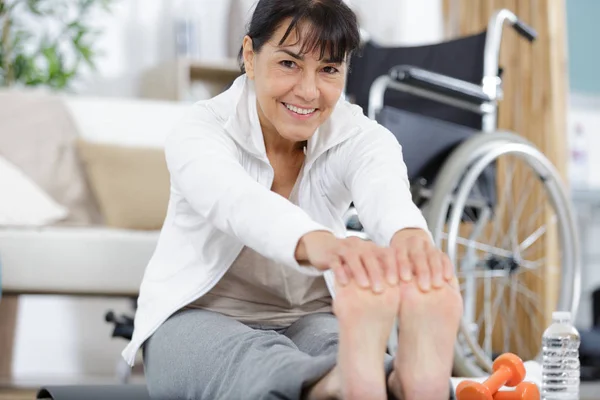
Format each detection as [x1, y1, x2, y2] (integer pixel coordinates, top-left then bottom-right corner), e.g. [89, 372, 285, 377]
[2, 382, 600, 399]
[0, 389, 36, 400]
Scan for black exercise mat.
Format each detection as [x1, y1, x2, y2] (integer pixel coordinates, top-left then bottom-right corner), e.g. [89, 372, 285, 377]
[36, 385, 150, 400]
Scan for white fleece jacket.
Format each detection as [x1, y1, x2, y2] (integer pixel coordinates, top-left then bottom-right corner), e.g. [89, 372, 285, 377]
[121, 75, 430, 366]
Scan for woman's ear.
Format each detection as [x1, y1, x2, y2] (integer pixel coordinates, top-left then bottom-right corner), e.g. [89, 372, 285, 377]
[242, 36, 255, 79]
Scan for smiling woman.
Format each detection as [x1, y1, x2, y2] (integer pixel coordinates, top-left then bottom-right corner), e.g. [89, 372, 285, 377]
[129, 0, 462, 399]
[238, 0, 360, 150]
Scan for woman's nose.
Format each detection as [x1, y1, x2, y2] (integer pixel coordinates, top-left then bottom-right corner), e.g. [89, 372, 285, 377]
[295, 73, 319, 103]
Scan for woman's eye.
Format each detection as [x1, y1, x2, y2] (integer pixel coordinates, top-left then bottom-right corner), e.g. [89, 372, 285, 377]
[323, 66, 340, 74]
[280, 60, 297, 69]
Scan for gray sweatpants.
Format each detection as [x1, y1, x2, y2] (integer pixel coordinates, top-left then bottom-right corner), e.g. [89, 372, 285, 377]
[143, 308, 394, 400]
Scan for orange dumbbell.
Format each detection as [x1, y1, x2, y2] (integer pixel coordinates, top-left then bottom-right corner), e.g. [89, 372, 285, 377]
[493, 382, 540, 400]
[456, 353, 526, 400]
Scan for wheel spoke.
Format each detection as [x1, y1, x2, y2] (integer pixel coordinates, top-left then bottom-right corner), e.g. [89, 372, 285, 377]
[514, 284, 543, 338]
[489, 159, 517, 248]
[520, 257, 546, 271]
[510, 172, 535, 231]
[508, 273, 518, 354]
[513, 281, 544, 321]
[458, 269, 508, 280]
[505, 172, 535, 251]
[442, 233, 513, 258]
[519, 215, 557, 252]
[500, 303, 527, 357]
[484, 274, 493, 357]
[475, 277, 507, 327]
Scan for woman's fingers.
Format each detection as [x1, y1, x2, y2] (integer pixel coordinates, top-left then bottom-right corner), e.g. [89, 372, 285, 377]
[336, 238, 400, 293]
[395, 246, 412, 282]
[361, 252, 385, 293]
[331, 258, 350, 286]
[409, 242, 431, 291]
[442, 253, 454, 281]
[381, 248, 399, 286]
[340, 246, 370, 289]
[428, 248, 445, 288]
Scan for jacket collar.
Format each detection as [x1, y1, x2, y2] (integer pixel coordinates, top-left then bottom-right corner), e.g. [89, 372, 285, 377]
[224, 75, 364, 168]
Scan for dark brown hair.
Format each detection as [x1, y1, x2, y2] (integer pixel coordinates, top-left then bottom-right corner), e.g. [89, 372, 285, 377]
[238, 0, 360, 73]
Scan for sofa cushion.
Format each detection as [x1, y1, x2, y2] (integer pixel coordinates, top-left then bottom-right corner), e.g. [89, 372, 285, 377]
[0, 226, 158, 295]
[0, 90, 103, 225]
[76, 140, 170, 230]
[0, 155, 69, 226]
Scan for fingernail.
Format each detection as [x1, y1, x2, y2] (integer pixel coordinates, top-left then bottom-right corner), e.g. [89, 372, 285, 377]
[359, 277, 370, 288]
[419, 276, 431, 291]
[373, 282, 384, 293]
[433, 274, 443, 287]
[401, 269, 412, 282]
[388, 274, 399, 285]
[339, 273, 349, 286]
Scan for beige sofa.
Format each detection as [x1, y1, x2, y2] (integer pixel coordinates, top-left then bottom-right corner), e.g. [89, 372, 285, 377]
[0, 90, 190, 297]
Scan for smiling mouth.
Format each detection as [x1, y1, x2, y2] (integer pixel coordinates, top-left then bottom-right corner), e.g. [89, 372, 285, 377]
[282, 102, 317, 116]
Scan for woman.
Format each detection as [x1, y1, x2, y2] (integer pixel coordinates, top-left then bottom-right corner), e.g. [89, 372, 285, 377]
[122, 1, 463, 399]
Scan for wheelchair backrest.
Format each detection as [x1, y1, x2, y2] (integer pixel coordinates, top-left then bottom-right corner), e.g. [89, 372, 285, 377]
[346, 32, 487, 130]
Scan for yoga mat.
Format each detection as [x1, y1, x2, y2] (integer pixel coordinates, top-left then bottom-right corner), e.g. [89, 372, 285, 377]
[36, 385, 150, 400]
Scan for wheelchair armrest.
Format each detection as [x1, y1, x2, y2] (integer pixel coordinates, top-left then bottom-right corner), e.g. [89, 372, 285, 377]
[389, 66, 493, 105]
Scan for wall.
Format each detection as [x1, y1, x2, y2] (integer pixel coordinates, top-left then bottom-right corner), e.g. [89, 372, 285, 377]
[568, 94, 600, 329]
[10, 0, 444, 382]
[75, 0, 444, 98]
[566, 0, 600, 95]
[565, 0, 600, 328]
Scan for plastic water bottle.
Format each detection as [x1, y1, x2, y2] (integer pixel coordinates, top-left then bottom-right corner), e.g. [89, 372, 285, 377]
[541, 311, 580, 399]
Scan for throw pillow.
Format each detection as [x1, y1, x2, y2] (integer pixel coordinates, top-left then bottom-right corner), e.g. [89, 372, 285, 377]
[0, 155, 69, 226]
[0, 90, 103, 226]
[76, 140, 170, 230]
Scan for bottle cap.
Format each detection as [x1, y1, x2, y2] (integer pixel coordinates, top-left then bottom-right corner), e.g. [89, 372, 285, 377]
[552, 311, 571, 322]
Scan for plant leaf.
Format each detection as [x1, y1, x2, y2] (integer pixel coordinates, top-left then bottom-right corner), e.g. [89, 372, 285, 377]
[3, 0, 117, 89]
[26, 0, 42, 15]
[75, 43, 94, 68]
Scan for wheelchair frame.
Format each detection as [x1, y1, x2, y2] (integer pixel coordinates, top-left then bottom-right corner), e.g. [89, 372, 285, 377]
[353, 9, 581, 378]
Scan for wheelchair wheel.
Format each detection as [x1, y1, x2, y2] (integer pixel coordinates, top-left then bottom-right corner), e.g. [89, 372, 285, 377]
[425, 131, 581, 377]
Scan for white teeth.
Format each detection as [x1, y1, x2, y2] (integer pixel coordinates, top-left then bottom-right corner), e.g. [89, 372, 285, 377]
[284, 103, 315, 115]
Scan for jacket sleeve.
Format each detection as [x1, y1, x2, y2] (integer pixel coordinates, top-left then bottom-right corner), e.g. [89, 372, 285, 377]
[164, 105, 332, 274]
[340, 125, 432, 247]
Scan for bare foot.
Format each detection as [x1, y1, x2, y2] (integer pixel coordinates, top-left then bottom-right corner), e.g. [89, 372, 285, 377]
[331, 279, 401, 400]
[304, 365, 342, 400]
[389, 278, 463, 400]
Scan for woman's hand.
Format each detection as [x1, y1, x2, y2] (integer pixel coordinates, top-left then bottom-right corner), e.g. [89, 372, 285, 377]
[390, 229, 454, 292]
[295, 231, 398, 293]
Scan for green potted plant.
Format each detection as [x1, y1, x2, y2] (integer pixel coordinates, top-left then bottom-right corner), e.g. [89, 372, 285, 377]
[0, 0, 115, 90]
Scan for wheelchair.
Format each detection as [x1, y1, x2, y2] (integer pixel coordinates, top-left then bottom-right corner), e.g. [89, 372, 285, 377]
[344, 9, 581, 378]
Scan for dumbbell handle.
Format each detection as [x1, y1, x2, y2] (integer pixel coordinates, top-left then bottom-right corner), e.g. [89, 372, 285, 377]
[484, 366, 513, 393]
[494, 391, 521, 400]
[492, 383, 540, 400]
[493, 392, 538, 400]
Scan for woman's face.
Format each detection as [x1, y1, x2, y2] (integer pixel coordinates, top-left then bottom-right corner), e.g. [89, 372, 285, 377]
[242, 21, 347, 145]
